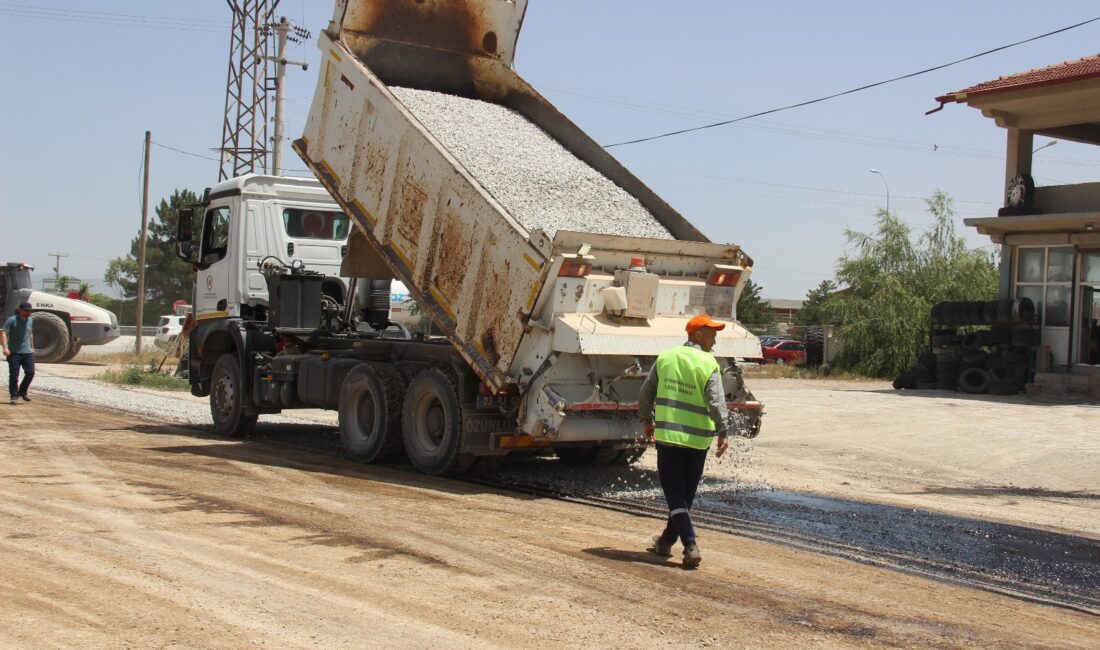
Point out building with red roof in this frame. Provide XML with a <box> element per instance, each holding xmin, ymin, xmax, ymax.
<box><xmin>934</xmin><ymin>54</ymin><xmax>1100</xmax><ymax>383</ymax></box>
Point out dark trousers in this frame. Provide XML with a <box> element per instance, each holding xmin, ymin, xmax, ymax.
<box><xmin>8</xmin><ymin>352</ymin><xmax>35</xmax><ymax>398</ymax></box>
<box><xmin>656</xmin><ymin>442</ymin><xmax>708</xmax><ymax>546</ymax></box>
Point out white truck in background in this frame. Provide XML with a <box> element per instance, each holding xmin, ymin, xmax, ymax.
<box><xmin>176</xmin><ymin>0</ymin><xmax>763</xmax><ymax>476</ymax></box>
<box><xmin>1</xmin><ymin>262</ymin><xmax>120</xmax><ymax>362</ymax></box>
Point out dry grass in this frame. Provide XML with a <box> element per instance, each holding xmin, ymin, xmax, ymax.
<box><xmin>85</xmin><ymin>350</ymin><xmax>173</xmax><ymax>366</ymax></box>
<box><xmin>741</xmin><ymin>363</ymin><xmax>875</xmax><ymax>381</ymax></box>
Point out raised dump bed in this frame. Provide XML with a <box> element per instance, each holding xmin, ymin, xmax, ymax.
<box><xmin>295</xmin><ymin>0</ymin><xmax>762</xmax><ymax>445</ymax></box>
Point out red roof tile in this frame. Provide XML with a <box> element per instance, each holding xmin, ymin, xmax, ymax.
<box><xmin>936</xmin><ymin>53</ymin><xmax>1100</xmax><ymax>103</ymax></box>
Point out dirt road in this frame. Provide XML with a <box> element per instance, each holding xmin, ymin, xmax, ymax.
<box><xmin>2</xmin><ymin>397</ymin><xmax>1096</xmax><ymax>648</ymax></box>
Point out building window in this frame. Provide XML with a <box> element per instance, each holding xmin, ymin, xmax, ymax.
<box><xmin>1014</xmin><ymin>246</ymin><xmax>1072</xmax><ymax>327</ymax></box>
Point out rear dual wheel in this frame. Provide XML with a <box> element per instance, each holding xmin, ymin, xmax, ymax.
<box><xmin>402</xmin><ymin>368</ymin><xmax>472</xmax><ymax>476</ymax></box>
<box><xmin>338</xmin><ymin>362</ymin><xmax>406</xmax><ymax>463</ymax></box>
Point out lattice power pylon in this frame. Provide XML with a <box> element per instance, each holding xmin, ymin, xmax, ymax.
<box><xmin>218</xmin><ymin>0</ymin><xmax>281</xmax><ymax>181</ymax></box>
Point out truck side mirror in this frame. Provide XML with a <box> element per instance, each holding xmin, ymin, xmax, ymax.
<box><xmin>176</xmin><ymin>206</ymin><xmax>195</xmax><ymax>263</ymax></box>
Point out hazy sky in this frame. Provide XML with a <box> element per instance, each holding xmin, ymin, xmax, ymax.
<box><xmin>3</xmin><ymin>1</ymin><xmax>1099</xmax><ymax>301</ymax></box>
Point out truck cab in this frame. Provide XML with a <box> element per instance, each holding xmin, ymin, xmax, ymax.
<box><xmin>182</xmin><ymin>175</ymin><xmax>351</xmax><ymax>322</ymax></box>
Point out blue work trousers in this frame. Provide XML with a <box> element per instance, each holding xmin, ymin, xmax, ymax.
<box><xmin>8</xmin><ymin>352</ymin><xmax>35</xmax><ymax>398</ymax></box>
<box><xmin>655</xmin><ymin>442</ymin><xmax>709</xmax><ymax>546</ymax></box>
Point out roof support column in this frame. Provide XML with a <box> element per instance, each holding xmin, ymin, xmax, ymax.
<box><xmin>1004</xmin><ymin>128</ymin><xmax>1034</xmax><ymax>204</ymax></box>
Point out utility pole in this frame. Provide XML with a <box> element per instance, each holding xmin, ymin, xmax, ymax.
<box><xmin>47</xmin><ymin>252</ymin><xmax>68</xmax><ymax>281</ymax></box>
<box><xmin>268</xmin><ymin>16</ymin><xmax>310</xmax><ymax>175</ymax></box>
<box><xmin>136</xmin><ymin>130</ymin><xmax>151</xmax><ymax>354</ymax></box>
<box><xmin>219</xmin><ymin>0</ymin><xmax>281</xmax><ymax>181</ymax></box>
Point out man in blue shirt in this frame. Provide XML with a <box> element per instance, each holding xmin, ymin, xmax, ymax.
<box><xmin>2</xmin><ymin>302</ymin><xmax>35</xmax><ymax>405</ymax></box>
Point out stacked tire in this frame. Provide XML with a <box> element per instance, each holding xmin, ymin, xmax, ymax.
<box><xmin>930</xmin><ymin>298</ymin><xmax>1034</xmax><ymax>326</ymax></box>
<box><xmin>893</xmin><ymin>347</ymin><xmax>937</xmax><ymax>389</ymax></box>
<box><xmin>894</xmin><ymin>298</ymin><xmax>1035</xmax><ymax>395</ymax></box>
<box><xmin>805</xmin><ymin>325</ymin><xmax>825</xmax><ymax>368</ymax></box>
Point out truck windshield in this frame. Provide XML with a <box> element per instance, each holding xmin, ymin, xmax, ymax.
<box><xmin>282</xmin><ymin>208</ymin><xmax>349</xmax><ymax>241</ymax></box>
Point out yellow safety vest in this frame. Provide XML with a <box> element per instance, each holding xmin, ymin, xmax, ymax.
<box><xmin>653</xmin><ymin>345</ymin><xmax>720</xmax><ymax>450</ymax></box>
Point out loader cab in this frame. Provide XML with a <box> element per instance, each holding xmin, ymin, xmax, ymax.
<box><xmin>0</xmin><ymin>263</ymin><xmax>34</xmax><ymax>318</ymax></box>
<box><xmin>176</xmin><ymin>175</ymin><xmax>351</xmax><ymax>322</ymax></box>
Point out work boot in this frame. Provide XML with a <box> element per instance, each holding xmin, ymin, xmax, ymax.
<box><xmin>9</xmin><ymin>396</ymin><xmax>18</xmax><ymax>405</ymax></box>
<box><xmin>19</xmin><ymin>394</ymin><xmax>30</xmax><ymax>402</ymax></box>
<box><xmin>649</xmin><ymin>535</ymin><xmax>673</xmax><ymax>558</ymax></box>
<box><xmin>682</xmin><ymin>542</ymin><xmax>702</xmax><ymax>569</ymax></box>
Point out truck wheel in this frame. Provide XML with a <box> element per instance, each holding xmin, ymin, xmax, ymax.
<box><xmin>338</xmin><ymin>362</ymin><xmax>406</xmax><ymax>463</ymax></box>
<box><xmin>32</xmin><ymin>312</ymin><xmax>71</xmax><ymax>363</ymax></box>
<box><xmin>210</xmin><ymin>353</ymin><xmax>257</xmax><ymax>438</ymax></box>
<box><xmin>58</xmin><ymin>342</ymin><xmax>82</xmax><ymax>363</ymax></box>
<box><xmin>401</xmin><ymin>368</ymin><xmax>468</xmax><ymax>476</ymax></box>
<box><xmin>805</xmin><ymin>325</ymin><xmax>824</xmax><ymax>368</ymax></box>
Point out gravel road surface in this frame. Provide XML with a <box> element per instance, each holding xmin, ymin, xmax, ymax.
<box><xmin>4</xmin><ymin>365</ymin><xmax>1095</xmax><ymax>646</ymax></box>
<box><xmin>4</xmin><ymin>393</ymin><xmax>1098</xmax><ymax>648</ymax></box>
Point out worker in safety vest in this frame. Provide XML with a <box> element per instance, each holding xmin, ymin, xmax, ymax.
<box><xmin>638</xmin><ymin>314</ymin><xmax>731</xmax><ymax>568</ymax></box>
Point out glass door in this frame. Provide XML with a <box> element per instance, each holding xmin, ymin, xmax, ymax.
<box><xmin>1015</xmin><ymin>246</ymin><xmax>1073</xmax><ymax>368</ymax></box>
<box><xmin>1078</xmin><ymin>251</ymin><xmax>1100</xmax><ymax>365</ymax></box>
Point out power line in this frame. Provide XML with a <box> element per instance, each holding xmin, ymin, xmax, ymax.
<box><xmin>151</xmin><ymin>140</ymin><xmax>314</xmax><ymax>175</ymax></box>
<box><xmin>0</xmin><ymin>4</ymin><xmax>229</xmax><ymax>33</ymax></box>
<box><xmin>603</xmin><ymin>15</ymin><xmax>1100</xmax><ymax>148</ymax></box>
<box><xmin>152</xmin><ymin>141</ymin><xmax>220</xmax><ymax>162</ymax></box>
<box><xmin>629</xmin><ymin>164</ymin><xmax>1001</xmax><ymax>206</ymax></box>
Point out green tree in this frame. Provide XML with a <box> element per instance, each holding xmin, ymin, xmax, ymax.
<box><xmin>54</xmin><ymin>274</ymin><xmax>77</xmax><ymax>293</ymax></box>
<box><xmin>104</xmin><ymin>189</ymin><xmax>198</xmax><ymax>324</ymax></box>
<box><xmin>736</xmin><ymin>279</ymin><xmax>776</xmax><ymax>329</ymax></box>
<box><xmin>796</xmin><ymin>279</ymin><xmax>838</xmax><ymax>327</ymax></box>
<box><xmin>824</xmin><ymin>191</ymin><xmax>999</xmax><ymax>377</ymax></box>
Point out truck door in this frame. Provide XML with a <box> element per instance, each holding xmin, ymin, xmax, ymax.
<box><xmin>195</xmin><ymin>202</ymin><xmax>236</xmax><ymax>319</ymax></box>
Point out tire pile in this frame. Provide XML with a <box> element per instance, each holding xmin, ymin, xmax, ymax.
<box><xmin>805</xmin><ymin>325</ymin><xmax>825</xmax><ymax>368</ymax></box>
<box><xmin>894</xmin><ymin>298</ymin><xmax>1037</xmax><ymax>396</ymax></box>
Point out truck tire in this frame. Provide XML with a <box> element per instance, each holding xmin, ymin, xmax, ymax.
<box><xmin>210</xmin><ymin>353</ymin><xmax>257</xmax><ymax>438</ymax></box>
<box><xmin>338</xmin><ymin>362</ymin><xmax>406</xmax><ymax>463</ymax></box>
<box><xmin>57</xmin><ymin>342</ymin><xmax>82</xmax><ymax>363</ymax></box>
<box><xmin>32</xmin><ymin>312</ymin><xmax>70</xmax><ymax>363</ymax></box>
<box><xmin>401</xmin><ymin>368</ymin><xmax>469</xmax><ymax>476</ymax></box>
<box><xmin>957</xmin><ymin>367</ymin><xmax>990</xmax><ymax>394</ymax></box>
<box><xmin>805</xmin><ymin>325</ymin><xmax>824</xmax><ymax>368</ymax></box>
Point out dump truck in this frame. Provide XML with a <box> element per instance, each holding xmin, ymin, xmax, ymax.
<box><xmin>1</xmin><ymin>262</ymin><xmax>120</xmax><ymax>362</ymax></box>
<box><xmin>177</xmin><ymin>0</ymin><xmax>762</xmax><ymax>475</ymax></box>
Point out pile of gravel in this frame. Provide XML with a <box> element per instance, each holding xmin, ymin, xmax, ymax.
<box><xmin>390</xmin><ymin>87</ymin><xmax>674</xmax><ymax>240</ymax></box>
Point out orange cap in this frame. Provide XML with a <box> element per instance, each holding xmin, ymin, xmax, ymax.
<box><xmin>686</xmin><ymin>314</ymin><xmax>726</xmax><ymax>334</ymax></box>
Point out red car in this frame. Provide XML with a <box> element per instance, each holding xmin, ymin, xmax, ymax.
<box><xmin>762</xmin><ymin>339</ymin><xmax>806</xmax><ymax>365</ymax></box>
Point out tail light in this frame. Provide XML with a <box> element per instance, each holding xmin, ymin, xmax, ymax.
<box><xmin>708</xmin><ymin>264</ymin><xmax>744</xmax><ymax>287</ymax></box>
<box><xmin>161</xmin><ymin>327</ymin><xmax>169</xmax><ymax>334</ymax></box>
<box><xmin>558</xmin><ymin>261</ymin><xmax>592</xmax><ymax>278</ymax></box>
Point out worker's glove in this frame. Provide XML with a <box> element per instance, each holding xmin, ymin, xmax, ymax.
<box><xmin>643</xmin><ymin>421</ymin><xmax>655</xmax><ymax>443</ymax></box>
